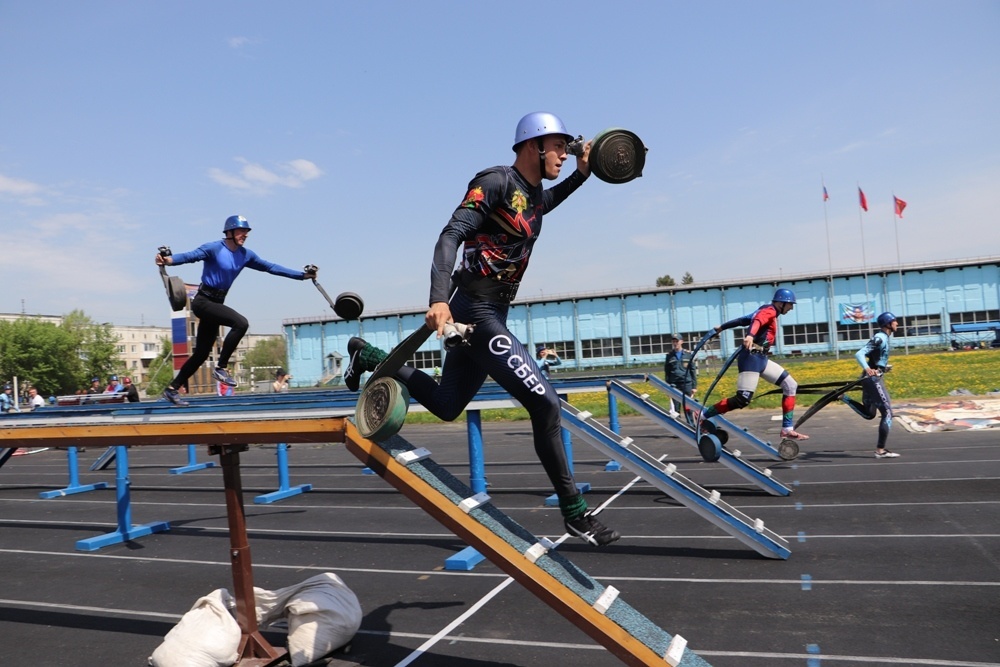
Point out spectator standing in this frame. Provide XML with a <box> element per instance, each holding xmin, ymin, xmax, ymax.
<box><xmin>28</xmin><ymin>387</ymin><xmax>45</xmax><ymax>409</ymax></box>
<box><xmin>535</xmin><ymin>345</ymin><xmax>562</xmax><ymax>379</ymax></box>
<box><xmin>105</xmin><ymin>375</ymin><xmax>124</xmax><ymax>393</ymax></box>
<box><xmin>1</xmin><ymin>384</ymin><xmax>14</xmax><ymax>413</ymax></box>
<box><xmin>122</xmin><ymin>377</ymin><xmax>140</xmax><ymax>403</ymax></box>
<box><xmin>272</xmin><ymin>369</ymin><xmax>291</xmax><ymax>393</ymax></box>
<box><xmin>663</xmin><ymin>334</ymin><xmax>697</xmax><ymax>421</ymax></box>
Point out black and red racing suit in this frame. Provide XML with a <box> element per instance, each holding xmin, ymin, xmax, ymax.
<box><xmin>397</xmin><ymin>164</ymin><xmax>588</xmax><ymax>499</ymax></box>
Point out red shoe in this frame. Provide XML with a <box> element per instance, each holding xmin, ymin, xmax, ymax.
<box><xmin>780</xmin><ymin>428</ymin><xmax>809</xmax><ymax>440</ymax></box>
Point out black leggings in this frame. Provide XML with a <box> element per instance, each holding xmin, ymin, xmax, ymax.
<box><xmin>844</xmin><ymin>374</ymin><xmax>893</xmax><ymax>448</ymax></box>
<box><xmin>170</xmin><ymin>294</ymin><xmax>248</xmax><ymax>390</ymax></box>
<box><xmin>397</xmin><ymin>289</ymin><xmax>576</xmax><ymax>499</ymax></box>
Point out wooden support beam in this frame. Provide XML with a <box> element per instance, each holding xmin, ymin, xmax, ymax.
<box><xmin>213</xmin><ymin>444</ymin><xmax>287</xmax><ymax>667</ymax></box>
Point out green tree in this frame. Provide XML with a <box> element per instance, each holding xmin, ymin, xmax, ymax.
<box><xmin>144</xmin><ymin>337</ymin><xmax>175</xmax><ymax>396</ymax></box>
<box><xmin>244</xmin><ymin>336</ymin><xmax>288</xmax><ymax>383</ymax></box>
<box><xmin>656</xmin><ymin>274</ymin><xmax>676</xmax><ymax>287</ymax></box>
<box><xmin>0</xmin><ymin>318</ymin><xmax>83</xmax><ymax>395</ymax></box>
<box><xmin>60</xmin><ymin>309</ymin><xmax>123</xmax><ymax>386</ymax></box>
<box><xmin>681</xmin><ymin>272</ymin><xmax>694</xmax><ymax>285</ymax></box>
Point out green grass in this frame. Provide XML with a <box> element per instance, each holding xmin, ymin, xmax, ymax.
<box><xmin>404</xmin><ymin>348</ymin><xmax>1000</xmax><ymax>424</ymax></box>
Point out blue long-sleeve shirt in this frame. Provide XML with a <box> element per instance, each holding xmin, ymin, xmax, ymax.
<box><xmin>170</xmin><ymin>240</ymin><xmax>305</xmax><ymax>291</ymax></box>
<box><xmin>855</xmin><ymin>331</ymin><xmax>891</xmax><ymax>371</ymax></box>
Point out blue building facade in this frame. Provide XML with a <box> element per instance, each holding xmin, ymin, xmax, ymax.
<box><xmin>283</xmin><ymin>256</ymin><xmax>1000</xmax><ymax>386</ymax></box>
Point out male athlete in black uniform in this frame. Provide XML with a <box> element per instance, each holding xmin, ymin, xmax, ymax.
<box><xmin>345</xmin><ymin>112</ymin><xmax>620</xmax><ymax>546</ymax></box>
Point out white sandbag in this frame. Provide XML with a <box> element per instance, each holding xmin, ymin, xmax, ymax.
<box><xmin>149</xmin><ymin>588</ymin><xmax>240</xmax><ymax>667</ymax></box>
<box><xmin>256</xmin><ymin>572</ymin><xmax>362</xmax><ymax>666</ymax></box>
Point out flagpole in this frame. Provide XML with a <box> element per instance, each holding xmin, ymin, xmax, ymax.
<box><xmin>892</xmin><ymin>193</ymin><xmax>910</xmax><ymax>355</ymax></box>
<box><xmin>858</xmin><ymin>182</ymin><xmax>872</xmax><ymax>339</ymax></box>
<box><xmin>822</xmin><ymin>176</ymin><xmax>839</xmax><ymax>358</ymax></box>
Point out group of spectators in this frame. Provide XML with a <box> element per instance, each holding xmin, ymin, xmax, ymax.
<box><xmin>1</xmin><ymin>374</ymin><xmax>140</xmax><ymax>413</ymax></box>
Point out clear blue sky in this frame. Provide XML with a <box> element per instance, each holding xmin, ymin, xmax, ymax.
<box><xmin>2</xmin><ymin>1</ymin><xmax>998</xmax><ymax>334</ymax></box>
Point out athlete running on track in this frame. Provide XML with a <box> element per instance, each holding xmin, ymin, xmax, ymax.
<box><xmin>843</xmin><ymin>311</ymin><xmax>901</xmax><ymax>458</ymax></box>
<box><xmin>698</xmin><ymin>288</ymin><xmax>809</xmax><ymax>441</ymax></box>
<box><xmin>345</xmin><ymin>112</ymin><xmax>620</xmax><ymax>546</ymax></box>
<box><xmin>156</xmin><ymin>215</ymin><xmax>316</xmax><ymax>406</ymax></box>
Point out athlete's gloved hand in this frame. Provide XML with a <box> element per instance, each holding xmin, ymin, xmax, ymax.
<box><xmin>575</xmin><ymin>139</ymin><xmax>593</xmax><ymax>178</ymax></box>
<box><xmin>303</xmin><ymin>264</ymin><xmax>318</xmax><ymax>279</ymax></box>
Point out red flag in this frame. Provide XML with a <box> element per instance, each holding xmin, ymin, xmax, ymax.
<box><xmin>858</xmin><ymin>187</ymin><xmax>868</xmax><ymax>212</ymax></box>
<box><xmin>822</xmin><ymin>185</ymin><xmax>829</xmax><ymax>201</ymax></box>
<box><xmin>894</xmin><ymin>196</ymin><xmax>907</xmax><ymax>218</ymax></box>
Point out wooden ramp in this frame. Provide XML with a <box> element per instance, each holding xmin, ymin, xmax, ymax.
<box><xmin>343</xmin><ymin>420</ymin><xmax>712</xmax><ymax>667</ymax></box>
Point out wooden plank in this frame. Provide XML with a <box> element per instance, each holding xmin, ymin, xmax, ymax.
<box><xmin>0</xmin><ymin>417</ymin><xmax>346</xmax><ymax>448</ymax></box>
<box><xmin>342</xmin><ymin>420</ymin><xmax>688</xmax><ymax>667</ymax></box>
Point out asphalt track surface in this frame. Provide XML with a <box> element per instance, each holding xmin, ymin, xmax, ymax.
<box><xmin>1</xmin><ymin>403</ymin><xmax>998</xmax><ymax>667</ymax></box>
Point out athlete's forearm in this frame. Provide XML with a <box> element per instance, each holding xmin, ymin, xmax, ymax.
<box><xmin>543</xmin><ymin>169</ymin><xmax>588</xmax><ymax>213</ymax></box>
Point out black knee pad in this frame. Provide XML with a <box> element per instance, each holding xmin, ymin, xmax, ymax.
<box><xmin>730</xmin><ymin>390</ymin><xmax>753</xmax><ymax>409</ymax></box>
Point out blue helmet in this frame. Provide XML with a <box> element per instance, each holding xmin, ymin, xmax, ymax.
<box><xmin>877</xmin><ymin>311</ymin><xmax>897</xmax><ymax>328</ymax></box>
<box><xmin>512</xmin><ymin>112</ymin><xmax>573</xmax><ymax>151</ymax></box>
<box><xmin>223</xmin><ymin>215</ymin><xmax>252</xmax><ymax>233</ymax></box>
<box><xmin>772</xmin><ymin>288</ymin><xmax>796</xmax><ymax>304</ymax></box>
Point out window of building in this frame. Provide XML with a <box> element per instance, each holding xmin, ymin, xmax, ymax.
<box><xmin>629</xmin><ymin>333</ymin><xmax>671</xmax><ymax>356</ymax></box>
<box><xmin>413</xmin><ymin>350</ymin><xmax>443</xmax><ymax>370</ymax></box>
<box><xmin>836</xmin><ymin>322</ymin><xmax>874</xmax><ymax>342</ymax></box>
<box><xmin>580</xmin><ymin>337</ymin><xmax>623</xmax><ymax>359</ymax></box>
<box><xmin>899</xmin><ymin>313</ymin><xmax>942</xmax><ymax>338</ymax></box>
<box><xmin>682</xmin><ymin>330</ymin><xmax>718</xmax><ymax>353</ymax></box>
<box><xmin>783</xmin><ymin>323</ymin><xmax>830</xmax><ymax>346</ymax></box>
<box><xmin>951</xmin><ymin>309</ymin><xmax>999</xmax><ymax>325</ymax></box>
<box><xmin>535</xmin><ymin>341</ymin><xmax>575</xmax><ymax>361</ymax></box>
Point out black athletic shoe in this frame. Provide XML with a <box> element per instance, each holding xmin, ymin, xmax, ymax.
<box><xmin>564</xmin><ymin>510</ymin><xmax>621</xmax><ymax>547</ymax></box>
<box><xmin>343</xmin><ymin>337</ymin><xmax>367</xmax><ymax>392</ymax></box>
<box><xmin>212</xmin><ymin>367</ymin><xmax>237</xmax><ymax>387</ymax></box>
<box><xmin>162</xmin><ymin>387</ymin><xmax>189</xmax><ymax>407</ymax></box>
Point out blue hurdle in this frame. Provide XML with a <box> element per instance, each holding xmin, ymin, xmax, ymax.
<box><xmin>39</xmin><ymin>446</ymin><xmax>109</xmax><ymax>498</ymax></box>
<box><xmin>75</xmin><ymin>445</ymin><xmax>170</xmax><ymax>551</ymax></box>
<box><xmin>253</xmin><ymin>443</ymin><xmax>313</xmax><ymax>504</ymax></box>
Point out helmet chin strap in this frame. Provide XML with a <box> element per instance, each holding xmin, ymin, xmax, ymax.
<box><xmin>536</xmin><ymin>138</ymin><xmax>547</xmax><ymax>179</ymax></box>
